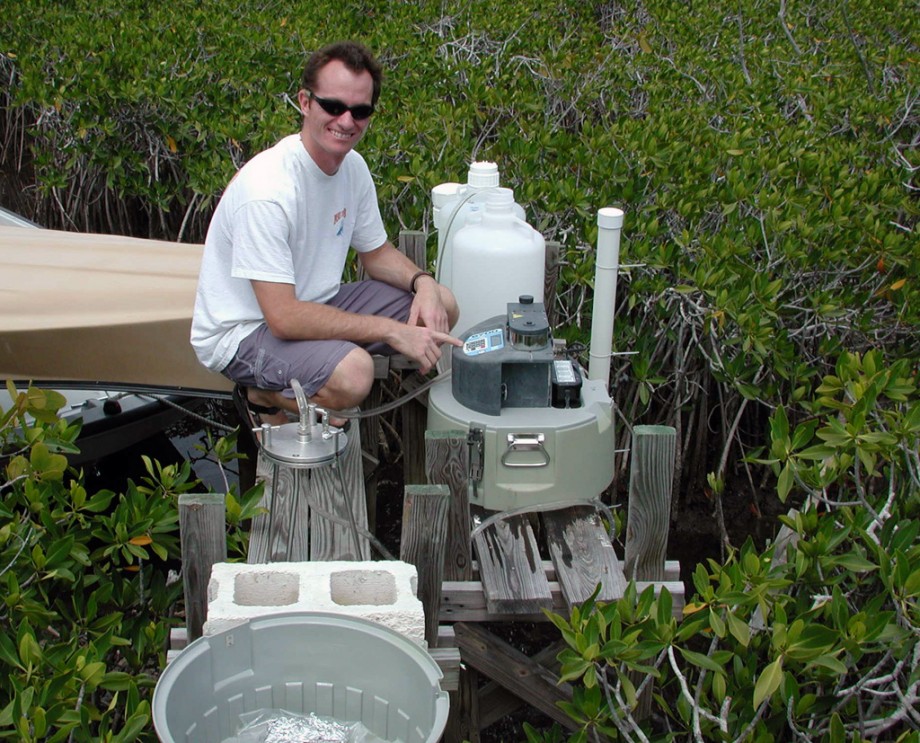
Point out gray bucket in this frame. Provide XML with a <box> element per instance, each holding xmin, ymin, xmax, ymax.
<box><xmin>152</xmin><ymin>612</ymin><xmax>449</xmax><ymax>743</ymax></box>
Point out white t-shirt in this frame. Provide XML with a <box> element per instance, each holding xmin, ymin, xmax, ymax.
<box><xmin>191</xmin><ymin>134</ymin><xmax>388</xmax><ymax>372</ymax></box>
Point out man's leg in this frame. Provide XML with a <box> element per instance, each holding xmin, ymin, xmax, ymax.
<box><xmin>246</xmin><ymin>346</ymin><xmax>374</xmax><ymax>420</ymax></box>
<box><xmin>225</xmin><ymin>280</ymin><xmax>414</xmax><ymax>423</ymax></box>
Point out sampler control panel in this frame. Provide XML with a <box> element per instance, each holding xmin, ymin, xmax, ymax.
<box><xmin>463</xmin><ymin>328</ymin><xmax>505</xmax><ymax>356</ymax></box>
<box><xmin>451</xmin><ymin>298</ymin><xmax>585</xmax><ymax>416</ymax></box>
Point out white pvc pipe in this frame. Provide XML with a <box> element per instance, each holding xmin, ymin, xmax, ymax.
<box><xmin>588</xmin><ymin>207</ymin><xmax>624</xmax><ymax>389</ymax></box>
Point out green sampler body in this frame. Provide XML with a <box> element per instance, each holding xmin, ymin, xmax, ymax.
<box><xmin>427</xmin><ymin>298</ymin><xmax>615</xmax><ymax>512</ymax></box>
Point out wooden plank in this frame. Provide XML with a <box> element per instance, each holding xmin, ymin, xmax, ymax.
<box><xmin>478</xmin><ymin>640</ymin><xmax>566</xmax><ymax>730</ymax></box>
<box><xmin>178</xmin><ymin>494</ymin><xmax>227</xmax><ymax>641</ymax></box>
<box><xmin>542</xmin><ymin>505</ymin><xmax>628</xmax><ymax>608</ymax></box>
<box><xmin>624</xmin><ymin>425</ymin><xmax>676</xmax><ymax>581</ymax></box>
<box><xmin>425</xmin><ymin>430</ymin><xmax>473</xmax><ymax>581</ymax></box>
<box><xmin>170</xmin><ymin>626</ymin><xmax>188</xmax><ymax>650</ymax></box>
<box><xmin>400</xmin><ymin>484</ymin><xmax>451</xmax><ymax>646</ymax></box>
<box><xmin>453</xmin><ymin>622</ymin><xmax>579</xmax><ymax>733</ymax></box>
<box><xmin>396</xmin><ymin>230</ymin><xmax>429</xmax><ymax>487</ymax></box>
<box><xmin>438</xmin><ymin>624</ymin><xmax>456</xmax><ymax>646</ymax></box>
<box><xmin>388</xmin><ymin>354</ymin><xmax>420</xmax><ymax>371</ymax></box>
<box><xmin>445</xmin><ymin>665</ymin><xmax>480</xmax><ymax>743</ymax></box>
<box><xmin>310</xmin><ymin>425</ymin><xmax>370</xmax><ymax>560</ymax></box>
<box><xmin>440</xmin><ymin>579</ymin><xmax>685</xmax><ymax>622</ymax></box>
<box><xmin>400</xmin><ymin>374</ymin><xmax>429</xmax><ymax>486</ymax></box>
<box><xmin>468</xmin><ymin>558</ymin><xmax>681</xmax><ymax>584</ymax></box>
<box><xmin>428</xmin><ymin>647</ymin><xmax>461</xmax><ymax>693</ymax></box>
<box><xmin>472</xmin><ymin>514</ymin><xmax>553</xmax><ymax>614</ymax></box>
<box><xmin>247</xmin><ymin>452</ymin><xmax>309</xmax><ymax>562</ymax></box>
<box><xmin>360</xmin><ymin>377</ymin><xmax>384</xmax><ymax>534</ymax></box>
<box><xmin>625</xmin><ymin>427</ymin><xmax>677</xmax><ymax>725</ymax></box>
<box><xmin>399</xmin><ymin>229</ymin><xmax>428</xmax><ymax>268</ymax></box>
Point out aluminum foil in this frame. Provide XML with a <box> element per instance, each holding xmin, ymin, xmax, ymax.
<box><xmin>223</xmin><ymin>709</ymin><xmax>388</xmax><ymax>743</ymax></box>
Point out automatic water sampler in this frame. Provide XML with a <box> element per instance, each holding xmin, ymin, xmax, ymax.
<box><xmin>427</xmin><ymin>165</ymin><xmax>624</xmax><ymax>512</ymax></box>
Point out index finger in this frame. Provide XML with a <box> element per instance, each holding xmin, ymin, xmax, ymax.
<box><xmin>438</xmin><ymin>333</ymin><xmax>464</xmax><ymax>348</ymax></box>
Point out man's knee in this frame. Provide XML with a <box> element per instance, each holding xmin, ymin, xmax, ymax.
<box><xmin>321</xmin><ymin>348</ymin><xmax>375</xmax><ymax>408</ymax></box>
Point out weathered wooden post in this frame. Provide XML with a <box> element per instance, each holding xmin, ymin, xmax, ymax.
<box><xmin>399</xmin><ymin>484</ymin><xmax>450</xmax><ymax>647</ymax></box>
<box><xmin>178</xmin><ymin>494</ymin><xmax>227</xmax><ymax>641</ymax></box>
<box><xmin>424</xmin><ymin>429</ymin><xmax>472</xmax><ymax>581</ymax></box>
<box><xmin>397</xmin><ymin>230</ymin><xmax>430</xmax><ymax>486</ymax></box>
<box><xmin>624</xmin><ymin>424</ymin><xmax>677</xmax><ymax>581</ymax></box>
<box><xmin>623</xmin><ymin>424</ymin><xmax>676</xmax><ymax>719</ymax></box>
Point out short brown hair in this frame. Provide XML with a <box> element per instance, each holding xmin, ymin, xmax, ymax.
<box><xmin>301</xmin><ymin>41</ymin><xmax>383</xmax><ymax>105</ymax></box>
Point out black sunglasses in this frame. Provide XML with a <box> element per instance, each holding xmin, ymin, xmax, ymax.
<box><xmin>308</xmin><ymin>91</ymin><xmax>375</xmax><ymax>121</ymax></box>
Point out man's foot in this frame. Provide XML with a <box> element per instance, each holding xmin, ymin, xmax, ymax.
<box><xmin>232</xmin><ymin>384</ymin><xmax>288</xmax><ymax>431</ymax></box>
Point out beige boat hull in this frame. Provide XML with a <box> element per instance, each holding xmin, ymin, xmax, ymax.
<box><xmin>0</xmin><ymin>225</ymin><xmax>232</xmax><ymax>393</ymax></box>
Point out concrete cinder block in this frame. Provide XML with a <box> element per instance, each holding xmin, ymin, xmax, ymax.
<box><xmin>203</xmin><ymin>561</ymin><xmax>426</xmax><ymax>645</ymax></box>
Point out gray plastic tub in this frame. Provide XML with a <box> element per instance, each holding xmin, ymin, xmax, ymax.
<box><xmin>152</xmin><ymin>612</ymin><xmax>449</xmax><ymax>743</ymax></box>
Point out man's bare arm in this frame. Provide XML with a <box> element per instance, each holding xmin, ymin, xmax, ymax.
<box><xmin>251</xmin><ymin>277</ymin><xmax>460</xmax><ymax>373</ymax></box>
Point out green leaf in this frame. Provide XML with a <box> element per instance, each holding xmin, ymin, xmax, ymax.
<box><xmin>0</xmin><ymin>698</ymin><xmax>13</xmax><ymax>727</ymax></box>
<box><xmin>620</xmin><ymin>671</ymin><xmax>637</xmax><ymax>708</ymax></box>
<box><xmin>726</xmin><ymin>611</ymin><xmax>751</xmax><ymax>648</ymax></box>
<box><xmin>558</xmin><ymin>658</ymin><xmax>593</xmax><ymax>684</ymax></box>
<box><xmin>657</xmin><ymin>588</ymin><xmax>673</xmax><ymax>624</ymax></box>
<box><xmin>677</xmin><ymin>646</ymin><xmax>724</xmax><ymax>675</ymax></box>
<box><xmin>100</xmin><ymin>671</ymin><xmax>137</xmax><ymax>691</ymax></box>
<box><xmin>777</xmin><ymin>463</ymin><xmax>794</xmax><ymax>502</ymax></box>
<box><xmin>114</xmin><ymin>701</ymin><xmax>150</xmax><ymax>740</ymax></box>
<box><xmin>0</xmin><ymin>632</ymin><xmax>23</xmax><ymax>670</ymax></box>
<box><xmin>29</xmin><ymin>442</ymin><xmax>68</xmax><ymax>480</ymax></box>
<box><xmin>18</xmin><ymin>632</ymin><xmax>41</xmax><ymax>667</ymax></box>
<box><xmin>806</xmin><ymin>654</ymin><xmax>849</xmax><ymax>675</ymax></box>
<box><xmin>904</xmin><ymin>568</ymin><xmax>920</xmax><ymax>597</ymax></box>
<box><xmin>828</xmin><ymin>552</ymin><xmax>877</xmax><ymax>573</ymax></box>
<box><xmin>753</xmin><ymin>656</ymin><xmax>784</xmax><ymax>708</ymax></box>
<box><xmin>80</xmin><ymin>661</ymin><xmax>107</xmax><ymax>689</ymax></box>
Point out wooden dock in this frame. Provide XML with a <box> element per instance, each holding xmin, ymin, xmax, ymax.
<box><xmin>174</xmin><ymin>417</ymin><xmax>679</xmax><ymax>741</ymax></box>
<box><xmin>170</xmin><ymin>232</ymin><xmax>681</xmax><ymax>740</ymax></box>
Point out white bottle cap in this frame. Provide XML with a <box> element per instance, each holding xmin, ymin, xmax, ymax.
<box><xmin>467</xmin><ymin>161</ymin><xmax>500</xmax><ymax>188</ymax></box>
<box><xmin>485</xmin><ymin>187</ymin><xmax>515</xmax><ymax>212</ymax></box>
<box><xmin>431</xmin><ymin>182</ymin><xmax>461</xmax><ymax>208</ymax></box>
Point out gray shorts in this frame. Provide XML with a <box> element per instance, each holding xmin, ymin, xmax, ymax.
<box><xmin>222</xmin><ymin>280</ymin><xmax>413</xmax><ymax>398</ymax></box>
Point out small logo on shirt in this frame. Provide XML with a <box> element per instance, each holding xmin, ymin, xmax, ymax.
<box><xmin>334</xmin><ymin>207</ymin><xmax>347</xmax><ymax>237</ymax></box>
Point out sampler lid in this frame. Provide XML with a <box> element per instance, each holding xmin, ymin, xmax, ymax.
<box><xmin>507</xmin><ymin>299</ymin><xmax>550</xmax><ymax>350</ymax></box>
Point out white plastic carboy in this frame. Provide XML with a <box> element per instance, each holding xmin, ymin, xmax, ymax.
<box><xmin>431</xmin><ymin>162</ymin><xmax>543</xmax><ymax>336</ymax></box>
<box><xmin>450</xmin><ymin>189</ymin><xmax>546</xmax><ymax>336</ymax></box>
<box><xmin>431</xmin><ymin>162</ymin><xmax>526</xmax><ymax>295</ymax></box>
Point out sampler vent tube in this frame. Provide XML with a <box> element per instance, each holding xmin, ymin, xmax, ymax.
<box><xmin>587</xmin><ymin>207</ymin><xmax>624</xmax><ymax>390</ymax></box>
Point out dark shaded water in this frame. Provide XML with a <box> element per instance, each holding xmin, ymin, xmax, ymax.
<box><xmin>79</xmin><ymin>397</ymin><xmax>241</xmax><ymax>495</ymax></box>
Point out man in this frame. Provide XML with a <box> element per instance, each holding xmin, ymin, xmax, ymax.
<box><xmin>191</xmin><ymin>41</ymin><xmax>460</xmax><ymax>426</ymax></box>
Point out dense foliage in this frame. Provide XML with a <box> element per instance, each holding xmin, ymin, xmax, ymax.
<box><xmin>2</xmin><ymin>0</ymin><xmax>916</xmax><ymax>528</ymax></box>
<box><xmin>0</xmin><ymin>387</ymin><xmax>260</xmax><ymax>740</ymax></box>
<box><xmin>541</xmin><ymin>351</ymin><xmax>919</xmax><ymax>741</ymax></box>
<box><xmin>0</xmin><ymin>0</ymin><xmax>917</xmax><ymax>739</ymax></box>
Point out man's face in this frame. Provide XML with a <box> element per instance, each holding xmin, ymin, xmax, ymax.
<box><xmin>298</xmin><ymin>59</ymin><xmax>374</xmax><ymax>175</ymax></box>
